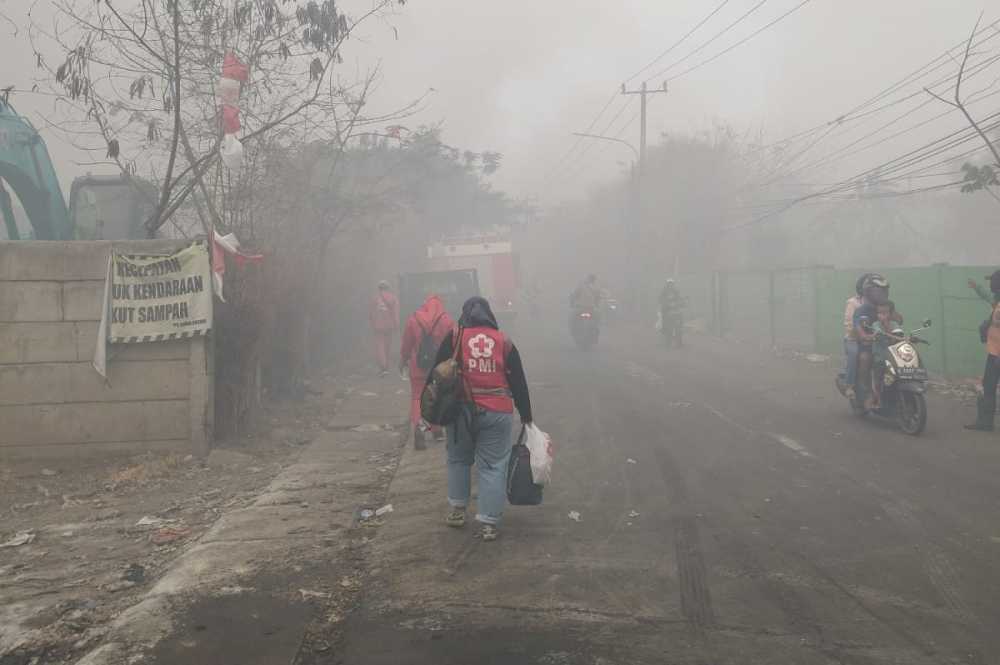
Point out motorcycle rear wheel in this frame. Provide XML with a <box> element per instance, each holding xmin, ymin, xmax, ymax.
<box><xmin>896</xmin><ymin>392</ymin><xmax>927</xmax><ymax>436</ymax></box>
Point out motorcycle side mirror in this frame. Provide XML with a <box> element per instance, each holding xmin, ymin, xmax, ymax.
<box><xmin>922</xmin><ymin>319</ymin><xmax>932</xmax><ymax>328</ymax></box>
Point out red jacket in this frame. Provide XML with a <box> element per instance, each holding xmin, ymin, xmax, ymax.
<box><xmin>370</xmin><ymin>290</ymin><xmax>399</xmax><ymax>333</ymax></box>
<box><xmin>400</xmin><ymin>296</ymin><xmax>454</xmax><ymax>380</ymax></box>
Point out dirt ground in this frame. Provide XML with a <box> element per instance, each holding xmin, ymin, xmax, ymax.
<box><xmin>0</xmin><ymin>376</ymin><xmax>351</xmax><ymax>665</ymax></box>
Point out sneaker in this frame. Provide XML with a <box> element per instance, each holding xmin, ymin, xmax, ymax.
<box><xmin>479</xmin><ymin>524</ymin><xmax>498</xmax><ymax>542</ymax></box>
<box><xmin>445</xmin><ymin>509</ymin><xmax>466</xmax><ymax>528</ymax></box>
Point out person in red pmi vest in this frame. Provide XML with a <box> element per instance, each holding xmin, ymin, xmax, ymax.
<box><xmin>399</xmin><ymin>294</ymin><xmax>455</xmax><ymax>449</ymax></box>
<box><xmin>428</xmin><ymin>297</ymin><xmax>533</xmax><ymax>542</ymax></box>
<box><xmin>369</xmin><ymin>281</ymin><xmax>399</xmax><ymax>376</ymax></box>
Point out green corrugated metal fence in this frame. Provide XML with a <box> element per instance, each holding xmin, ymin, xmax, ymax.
<box><xmin>683</xmin><ymin>264</ymin><xmax>994</xmax><ymax>379</ymax></box>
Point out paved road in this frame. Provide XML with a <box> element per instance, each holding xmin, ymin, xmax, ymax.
<box><xmin>340</xmin><ymin>325</ymin><xmax>1000</xmax><ymax>665</ymax></box>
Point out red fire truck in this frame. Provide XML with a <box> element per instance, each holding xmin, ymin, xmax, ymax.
<box><xmin>426</xmin><ymin>231</ymin><xmax>520</xmax><ymax>328</ymax></box>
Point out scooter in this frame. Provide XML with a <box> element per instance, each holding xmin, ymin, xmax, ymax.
<box><xmin>835</xmin><ymin>320</ymin><xmax>932</xmax><ymax>436</ymax></box>
<box><xmin>570</xmin><ymin>308</ymin><xmax>600</xmax><ymax>350</ymax></box>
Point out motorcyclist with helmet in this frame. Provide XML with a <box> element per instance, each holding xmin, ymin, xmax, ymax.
<box><xmin>851</xmin><ymin>274</ymin><xmax>891</xmax><ymax>408</ymax></box>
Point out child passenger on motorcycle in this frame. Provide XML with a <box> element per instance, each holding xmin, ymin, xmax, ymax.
<box><xmin>871</xmin><ymin>301</ymin><xmax>904</xmax><ymax>408</ymax></box>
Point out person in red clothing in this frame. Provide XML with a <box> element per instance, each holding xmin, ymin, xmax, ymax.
<box><xmin>427</xmin><ymin>296</ymin><xmax>533</xmax><ymax>542</ymax></box>
<box><xmin>399</xmin><ymin>294</ymin><xmax>455</xmax><ymax>449</ymax></box>
<box><xmin>369</xmin><ymin>281</ymin><xmax>399</xmax><ymax>376</ymax></box>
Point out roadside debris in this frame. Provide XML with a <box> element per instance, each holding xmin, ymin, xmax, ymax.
<box><xmin>134</xmin><ymin>515</ymin><xmax>168</xmax><ymax>529</ymax></box>
<box><xmin>626</xmin><ymin>458</ymin><xmax>637</xmax><ymax>465</ymax></box>
<box><xmin>667</xmin><ymin>401</ymin><xmax>693</xmax><ymax>408</ymax></box>
<box><xmin>375</xmin><ymin>504</ymin><xmax>394</xmax><ymax>517</ymax></box>
<box><xmin>103</xmin><ymin>580</ymin><xmax>137</xmax><ymax>593</ymax></box>
<box><xmin>122</xmin><ymin>563</ymin><xmax>146</xmax><ymax>583</ymax></box>
<box><xmin>150</xmin><ymin>525</ymin><xmax>191</xmax><ymax>546</ymax></box>
<box><xmin>41</xmin><ymin>468</ymin><xmax>59</xmax><ymax>477</ymax></box>
<box><xmin>0</xmin><ymin>531</ymin><xmax>36</xmax><ymax>548</ymax></box>
<box><xmin>568</xmin><ymin>511</ymin><xmax>582</xmax><ymax>522</ymax></box>
<box><xmin>299</xmin><ymin>588</ymin><xmax>331</xmax><ymax>601</ymax></box>
<box><xmin>627</xmin><ymin>510</ymin><xmax>640</xmax><ymax>518</ymax></box>
<box><xmin>358</xmin><ymin>508</ymin><xmax>376</xmax><ymax>521</ymax></box>
<box><xmin>805</xmin><ymin>354</ymin><xmax>829</xmax><ymax>363</ymax></box>
<box><xmin>352</xmin><ymin>424</ymin><xmax>392</xmax><ymax>433</ymax></box>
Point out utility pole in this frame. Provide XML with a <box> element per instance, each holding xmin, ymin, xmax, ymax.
<box><xmin>621</xmin><ymin>81</ymin><xmax>667</xmax><ymax>316</ymax></box>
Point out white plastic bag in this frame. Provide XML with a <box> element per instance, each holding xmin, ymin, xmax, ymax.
<box><xmin>523</xmin><ymin>423</ymin><xmax>554</xmax><ymax>486</ymax></box>
<box><xmin>220</xmin><ymin>133</ymin><xmax>244</xmax><ymax>172</ymax></box>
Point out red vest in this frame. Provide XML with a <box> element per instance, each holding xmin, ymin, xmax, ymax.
<box><xmin>461</xmin><ymin>327</ymin><xmax>513</xmax><ymax>413</ymax></box>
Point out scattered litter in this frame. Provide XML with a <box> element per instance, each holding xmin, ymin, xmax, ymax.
<box><xmin>358</xmin><ymin>508</ymin><xmax>376</xmax><ymax>521</ymax></box>
<box><xmin>150</xmin><ymin>525</ymin><xmax>191</xmax><ymax>546</ymax></box>
<box><xmin>626</xmin><ymin>458</ymin><xmax>637</xmax><ymax>465</ymax></box>
<box><xmin>339</xmin><ymin>576</ymin><xmax>359</xmax><ymax>589</ymax></box>
<box><xmin>248</xmin><ymin>466</ymin><xmax>264</xmax><ymax>473</ymax></box>
<box><xmin>0</xmin><ymin>531</ymin><xmax>36</xmax><ymax>548</ymax></box>
<box><xmin>833</xmin><ymin>432</ymin><xmax>843</xmax><ymax>438</ymax></box>
<box><xmin>667</xmin><ymin>401</ymin><xmax>693</xmax><ymax>408</ymax></box>
<box><xmin>352</xmin><ymin>424</ymin><xmax>386</xmax><ymax>433</ymax></box>
<box><xmin>103</xmin><ymin>580</ymin><xmax>136</xmax><ymax>593</ymax></box>
<box><xmin>134</xmin><ymin>516</ymin><xmax>167</xmax><ymax>529</ymax></box>
<box><xmin>627</xmin><ymin>510</ymin><xmax>640</xmax><ymax>518</ymax></box>
<box><xmin>375</xmin><ymin>504</ymin><xmax>394</xmax><ymax>517</ymax></box>
<box><xmin>805</xmin><ymin>353</ymin><xmax>829</xmax><ymax>363</ymax></box>
<box><xmin>360</xmin><ymin>391</ymin><xmax>378</xmax><ymax>397</ymax></box>
<box><xmin>41</xmin><ymin>468</ymin><xmax>59</xmax><ymax>477</ymax></box>
<box><xmin>626</xmin><ymin>522</ymin><xmax>633</xmax><ymax>527</ymax></box>
<box><xmin>299</xmin><ymin>588</ymin><xmax>331</xmax><ymax>601</ymax></box>
<box><xmin>568</xmin><ymin>511</ymin><xmax>582</xmax><ymax>522</ymax></box>
<box><xmin>300</xmin><ymin>501</ymin><xmax>310</xmax><ymax>509</ymax></box>
<box><xmin>122</xmin><ymin>563</ymin><xmax>146</xmax><ymax>583</ymax></box>
<box><xmin>218</xmin><ymin>585</ymin><xmax>256</xmax><ymax>595</ymax></box>
<box><xmin>764</xmin><ymin>497</ymin><xmax>772</xmax><ymax>503</ymax></box>
<box><xmin>395</xmin><ymin>389</ymin><xmax>407</xmax><ymax>395</ymax></box>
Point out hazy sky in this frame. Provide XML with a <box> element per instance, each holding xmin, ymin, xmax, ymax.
<box><xmin>2</xmin><ymin>0</ymin><xmax>995</xmax><ymax>204</ymax></box>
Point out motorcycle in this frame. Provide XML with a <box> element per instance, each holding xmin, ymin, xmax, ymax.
<box><xmin>571</xmin><ymin>308</ymin><xmax>600</xmax><ymax>350</ymax></box>
<box><xmin>835</xmin><ymin>319</ymin><xmax>932</xmax><ymax>436</ymax></box>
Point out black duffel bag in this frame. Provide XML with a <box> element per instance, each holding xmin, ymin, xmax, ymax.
<box><xmin>507</xmin><ymin>428</ymin><xmax>543</xmax><ymax>506</ymax></box>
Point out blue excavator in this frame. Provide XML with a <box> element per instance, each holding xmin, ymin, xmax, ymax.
<box><xmin>0</xmin><ymin>99</ymin><xmax>154</xmax><ymax>240</ymax></box>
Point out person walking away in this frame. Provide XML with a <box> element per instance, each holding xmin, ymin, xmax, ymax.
<box><xmin>965</xmin><ymin>271</ymin><xmax>1000</xmax><ymax>431</ymax></box>
<box><xmin>659</xmin><ymin>279</ymin><xmax>684</xmax><ymax>348</ymax></box>
<box><xmin>369</xmin><ymin>281</ymin><xmax>399</xmax><ymax>377</ymax></box>
<box><xmin>429</xmin><ymin>297</ymin><xmax>533</xmax><ymax>542</ymax></box>
<box><xmin>400</xmin><ymin>294</ymin><xmax>455</xmax><ymax>450</ymax></box>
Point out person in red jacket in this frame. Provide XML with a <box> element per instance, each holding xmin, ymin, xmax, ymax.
<box><xmin>427</xmin><ymin>296</ymin><xmax>533</xmax><ymax>542</ymax></box>
<box><xmin>369</xmin><ymin>281</ymin><xmax>399</xmax><ymax>376</ymax></box>
<box><xmin>399</xmin><ymin>294</ymin><xmax>455</xmax><ymax>449</ymax></box>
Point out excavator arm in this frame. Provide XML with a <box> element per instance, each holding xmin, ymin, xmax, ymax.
<box><xmin>0</xmin><ymin>100</ymin><xmax>74</xmax><ymax>240</ymax></box>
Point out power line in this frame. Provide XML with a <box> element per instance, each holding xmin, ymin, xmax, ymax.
<box><xmin>744</xmin><ymin>17</ymin><xmax>1000</xmax><ymax>158</ymax></box>
<box><xmin>625</xmin><ymin>0</ymin><xmax>733</xmax><ymax>84</ymax></box>
<box><xmin>747</xmin><ymin>44</ymin><xmax>1000</xmax><ymax>187</ymax></box>
<box><xmin>661</xmin><ymin>0</ymin><xmax>816</xmax><ymax>84</ymax></box>
<box><xmin>551</xmin><ymin>98</ymin><xmax>637</xmax><ymax>186</ymax></box>
<box><xmin>726</xmin><ymin>116</ymin><xmax>1000</xmax><ymax>230</ymax></box>
<box><xmin>642</xmin><ymin>0</ymin><xmax>771</xmax><ymax>83</ymax></box>
<box><xmin>539</xmin><ymin>91</ymin><xmax>620</xmax><ymax>187</ymax></box>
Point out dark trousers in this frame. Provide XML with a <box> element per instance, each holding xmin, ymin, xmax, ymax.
<box><xmin>982</xmin><ymin>354</ymin><xmax>1000</xmax><ymax>419</ymax></box>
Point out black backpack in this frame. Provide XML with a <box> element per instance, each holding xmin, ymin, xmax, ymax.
<box><xmin>507</xmin><ymin>429</ymin><xmax>543</xmax><ymax>506</ymax></box>
<box><xmin>416</xmin><ymin>314</ymin><xmax>445</xmax><ymax>372</ymax></box>
<box><xmin>420</xmin><ymin>328</ymin><xmax>465</xmax><ymax>426</ymax></box>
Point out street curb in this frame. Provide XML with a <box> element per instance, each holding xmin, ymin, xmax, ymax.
<box><xmin>71</xmin><ymin>378</ymin><xmax>407</xmax><ymax>665</ymax></box>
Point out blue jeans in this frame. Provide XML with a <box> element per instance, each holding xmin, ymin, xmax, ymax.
<box><xmin>842</xmin><ymin>338</ymin><xmax>859</xmax><ymax>386</ymax></box>
<box><xmin>447</xmin><ymin>408</ymin><xmax>514</xmax><ymax>526</ymax></box>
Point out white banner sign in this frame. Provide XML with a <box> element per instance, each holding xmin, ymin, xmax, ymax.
<box><xmin>109</xmin><ymin>242</ymin><xmax>213</xmax><ymax>343</ymax></box>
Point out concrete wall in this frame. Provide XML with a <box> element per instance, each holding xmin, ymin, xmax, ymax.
<box><xmin>0</xmin><ymin>240</ymin><xmax>213</xmax><ymax>459</ymax></box>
